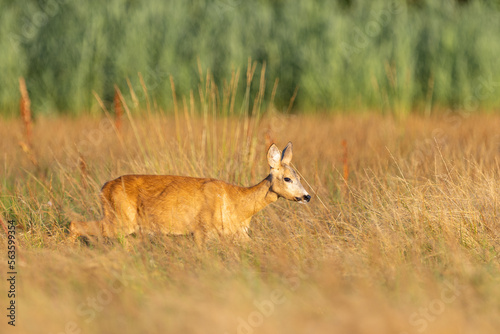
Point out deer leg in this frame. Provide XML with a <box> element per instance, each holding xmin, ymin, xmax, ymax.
<box><xmin>68</xmin><ymin>220</ymin><xmax>102</xmax><ymax>243</ymax></box>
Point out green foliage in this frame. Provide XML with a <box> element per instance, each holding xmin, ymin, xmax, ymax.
<box><xmin>1</xmin><ymin>0</ymin><xmax>500</xmax><ymax>116</ymax></box>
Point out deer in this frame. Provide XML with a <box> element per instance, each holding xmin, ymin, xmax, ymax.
<box><xmin>69</xmin><ymin>142</ymin><xmax>311</xmax><ymax>245</ymax></box>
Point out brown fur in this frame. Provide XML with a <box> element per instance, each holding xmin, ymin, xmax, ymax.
<box><xmin>69</xmin><ymin>142</ymin><xmax>310</xmax><ymax>244</ymax></box>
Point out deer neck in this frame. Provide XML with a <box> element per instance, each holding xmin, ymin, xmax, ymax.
<box><xmin>236</xmin><ymin>175</ymin><xmax>278</xmax><ymax>220</ymax></box>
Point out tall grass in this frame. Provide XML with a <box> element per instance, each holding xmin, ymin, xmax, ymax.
<box><xmin>1</xmin><ymin>72</ymin><xmax>500</xmax><ymax>333</ymax></box>
<box><xmin>1</xmin><ymin>0</ymin><xmax>500</xmax><ymax>116</ymax></box>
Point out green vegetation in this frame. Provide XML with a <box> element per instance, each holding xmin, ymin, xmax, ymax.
<box><xmin>1</xmin><ymin>0</ymin><xmax>500</xmax><ymax>116</ymax></box>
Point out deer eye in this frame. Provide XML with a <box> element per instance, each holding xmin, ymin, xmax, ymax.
<box><xmin>284</xmin><ymin>177</ymin><xmax>292</xmax><ymax>183</ymax></box>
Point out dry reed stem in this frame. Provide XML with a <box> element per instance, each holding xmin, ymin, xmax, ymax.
<box><xmin>114</xmin><ymin>85</ymin><xmax>123</xmax><ymax>135</ymax></box>
<box><xmin>92</xmin><ymin>91</ymin><xmax>108</xmax><ymax>113</ymax></box>
<box><xmin>286</xmin><ymin>85</ymin><xmax>299</xmax><ymax>114</ymax></box>
<box><xmin>138</xmin><ymin>72</ymin><xmax>151</xmax><ymax>116</ymax></box>
<box><xmin>18</xmin><ymin>141</ymin><xmax>38</xmax><ymax>167</ymax></box>
<box><xmin>18</xmin><ymin>77</ymin><xmax>38</xmax><ymax>167</ymax></box>
<box><xmin>170</xmin><ymin>76</ymin><xmax>182</xmax><ymax>145</ymax></box>
<box><xmin>19</xmin><ymin>77</ymin><xmax>33</xmax><ymax>147</ymax></box>
<box><xmin>270</xmin><ymin>78</ymin><xmax>279</xmax><ymax>108</ymax></box>
<box><xmin>126</xmin><ymin>77</ymin><xmax>140</xmax><ymax>109</ymax></box>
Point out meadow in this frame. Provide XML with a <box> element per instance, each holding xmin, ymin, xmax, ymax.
<box><xmin>1</xmin><ymin>1</ymin><xmax>500</xmax><ymax>333</ymax></box>
<box><xmin>1</xmin><ymin>79</ymin><xmax>500</xmax><ymax>333</ymax></box>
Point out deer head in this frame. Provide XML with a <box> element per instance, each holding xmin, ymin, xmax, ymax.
<box><xmin>267</xmin><ymin>142</ymin><xmax>311</xmax><ymax>204</ymax></box>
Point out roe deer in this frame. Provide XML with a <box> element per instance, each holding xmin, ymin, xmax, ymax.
<box><xmin>69</xmin><ymin>142</ymin><xmax>311</xmax><ymax>244</ymax></box>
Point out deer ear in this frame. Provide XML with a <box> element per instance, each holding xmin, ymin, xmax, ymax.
<box><xmin>267</xmin><ymin>144</ymin><xmax>281</xmax><ymax>169</ymax></box>
<box><xmin>281</xmin><ymin>142</ymin><xmax>293</xmax><ymax>165</ymax></box>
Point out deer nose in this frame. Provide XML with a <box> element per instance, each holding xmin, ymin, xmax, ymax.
<box><xmin>304</xmin><ymin>194</ymin><xmax>311</xmax><ymax>202</ymax></box>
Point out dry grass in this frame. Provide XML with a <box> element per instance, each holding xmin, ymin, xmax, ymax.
<box><xmin>1</xmin><ymin>109</ymin><xmax>500</xmax><ymax>334</ymax></box>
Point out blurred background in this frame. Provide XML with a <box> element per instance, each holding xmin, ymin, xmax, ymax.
<box><xmin>1</xmin><ymin>0</ymin><xmax>500</xmax><ymax>116</ymax></box>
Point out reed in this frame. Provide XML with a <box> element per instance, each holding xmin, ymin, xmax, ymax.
<box><xmin>19</xmin><ymin>77</ymin><xmax>32</xmax><ymax>146</ymax></box>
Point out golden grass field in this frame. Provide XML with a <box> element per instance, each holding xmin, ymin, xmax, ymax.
<box><xmin>1</xmin><ymin>109</ymin><xmax>500</xmax><ymax>334</ymax></box>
